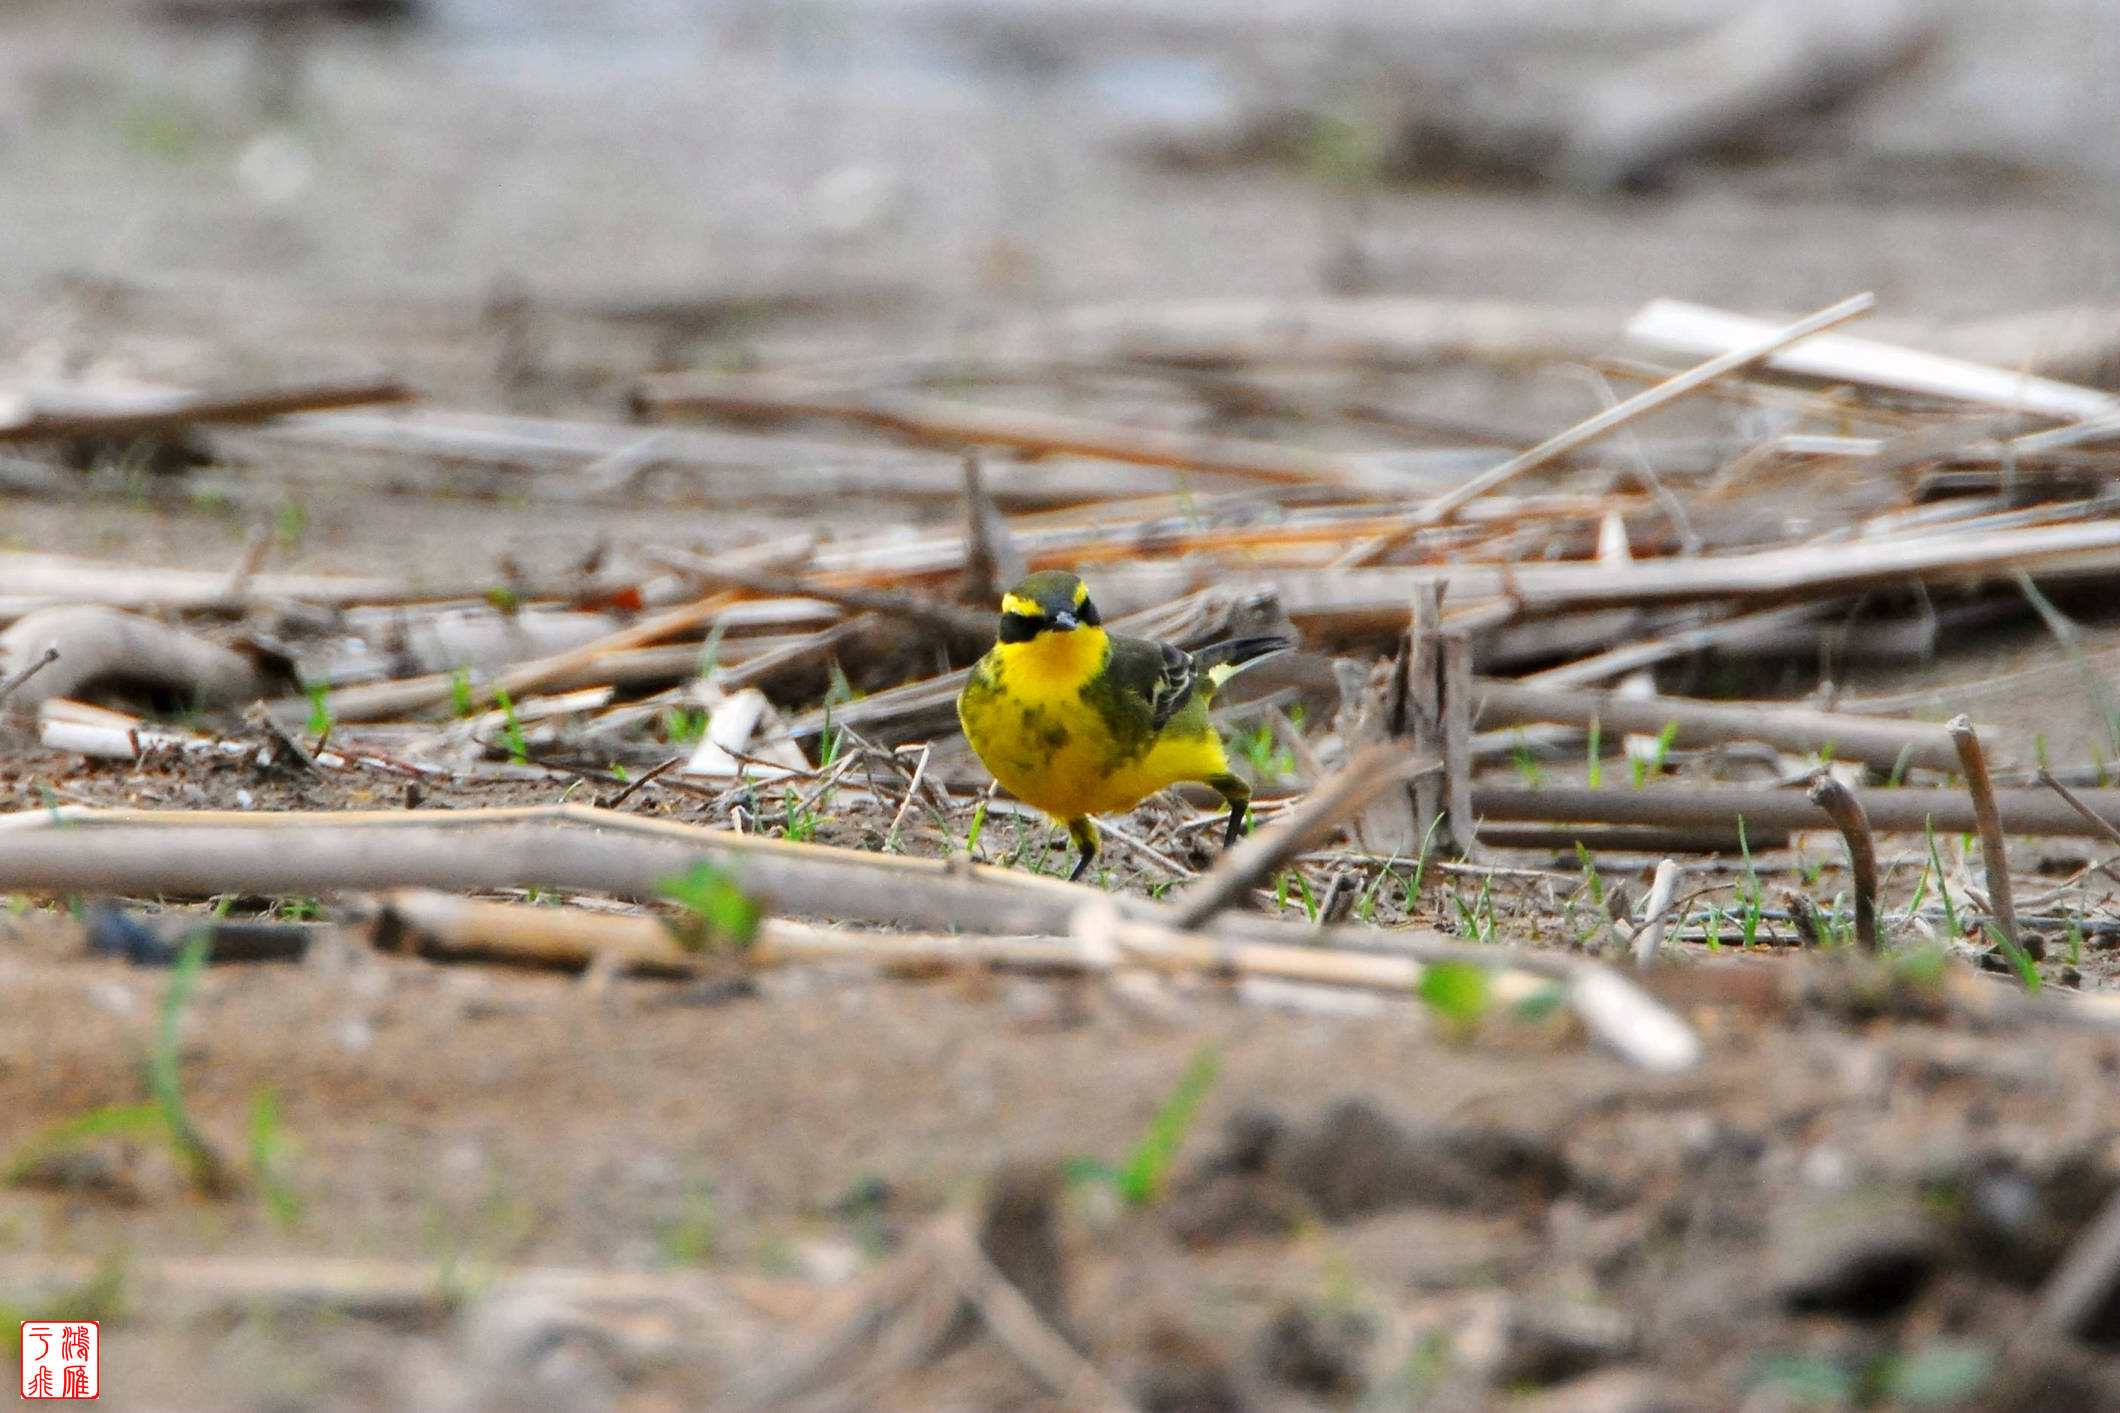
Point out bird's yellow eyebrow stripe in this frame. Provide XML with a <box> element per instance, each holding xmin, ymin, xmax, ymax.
<box><xmin>1073</xmin><ymin>581</ymin><xmax>1089</xmax><ymax>606</ymax></box>
<box><xmin>1001</xmin><ymin>593</ymin><xmax>1040</xmax><ymax>617</ymax></box>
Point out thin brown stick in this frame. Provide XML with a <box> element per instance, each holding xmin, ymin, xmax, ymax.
<box><xmin>1806</xmin><ymin>774</ymin><xmax>1879</xmax><ymax>951</ymax></box>
<box><xmin>0</xmin><ymin>376</ymin><xmax>411</xmax><ymax>442</ymax></box>
<box><xmin>959</xmin><ymin>451</ymin><xmax>1028</xmax><ymax>605</ymax></box>
<box><xmin>243</xmin><ymin>703</ymin><xmax>325</xmax><ymax>780</ymax></box>
<box><xmin>2034</xmin><ymin>768</ymin><xmax>2120</xmax><ymax>851</ymax></box>
<box><xmin>605</xmin><ymin>754</ymin><xmax>685</xmax><ymax>808</ymax></box>
<box><xmin>1442</xmin><ymin>631</ymin><xmax>1476</xmax><ymax>856</ymax></box>
<box><xmin>1171</xmin><ymin>745</ymin><xmax>1437</xmax><ymax>929</ymax></box>
<box><xmin>375</xmin><ymin>890</ymin><xmax>701</xmax><ymax>975</ymax></box>
<box><xmin>1407</xmin><ymin>585</ymin><xmax>1443</xmax><ymax>846</ymax></box>
<box><xmin>215</xmin><ymin>522</ymin><xmax>274</xmax><ymax>607</ymax></box>
<box><xmin>886</xmin><ymin>743</ymin><xmax>932</xmax><ymax>843</ymax></box>
<box><xmin>0</xmin><ymin>645</ymin><xmax>59</xmax><ymax>710</ymax></box>
<box><xmin>1950</xmin><ymin>713</ymin><xmax>2032</xmax><ymax>958</ymax></box>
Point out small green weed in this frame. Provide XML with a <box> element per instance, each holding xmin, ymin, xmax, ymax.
<box><xmin>1292</xmin><ymin>871</ymin><xmax>1320</xmax><ymax>922</ymax></box>
<box><xmin>656</xmin><ymin>1181</ymin><xmax>719</xmax><ymax>1266</ymax></box>
<box><xmin>248</xmin><ymin>1087</ymin><xmax>301</xmax><ymax>1228</ymax></box>
<box><xmin>273</xmin><ymin>494</ymin><xmax>308</xmax><ymax>552</ymax></box>
<box><xmin>305</xmin><ymin>682</ymin><xmax>333</xmax><ymax>743</ymax></box>
<box><xmin>664</xmin><ymin>706</ymin><xmax>710</xmax><ymax>746</ymax></box>
<box><xmin>1575</xmin><ymin>842</ymin><xmax>1605</xmax><ymax>909</ymax></box>
<box><xmin>1235</xmin><ymin>719</ymin><xmax>1296</xmax><ymax>780</ymax></box>
<box><xmin>1112</xmin><ymin>1045</ymin><xmax>1219</xmax><ymax>1206</ymax></box>
<box><xmin>1417</xmin><ymin>961</ymin><xmax>1489</xmax><ymax>1025</ymax></box>
<box><xmin>1629</xmin><ymin>720</ymin><xmax>1680</xmax><ymax>787</ymax></box>
<box><xmin>782</xmin><ymin>788</ymin><xmax>820</xmax><ymax>843</ymax></box>
<box><xmin>1353</xmin><ymin>854</ymin><xmax>1401</xmax><ymax>925</ymax></box>
<box><xmin>1451</xmin><ymin>875</ymin><xmax>1496</xmax><ymax>943</ymax></box>
<box><xmin>493</xmin><ymin>688</ymin><xmax>529</xmax><ymax>764</ymax></box>
<box><xmin>6</xmin><ymin>933</ymin><xmax>231</xmax><ymax>1196</ymax></box>
<box><xmin>1985</xmin><ymin>923</ymin><xmax>2041</xmax><ymax>992</ymax></box>
<box><xmin>659</xmin><ymin>860</ymin><xmax>761</xmax><ymax>952</ymax></box>
<box><xmin>1737</xmin><ymin>818</ymin><xmax>1763</xmax><ymax>948</ymax></box>
<box><xmin>1510</xmin><ymin>735</ymin><xmax>1543</xmax><ymax>786</ymax></box>
<box><xmin>1924</xmin><ymin>819</ymin><xmax>1961</xmax><ymax>939</ymax></box>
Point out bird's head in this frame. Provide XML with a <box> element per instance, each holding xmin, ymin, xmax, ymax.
<box><xmin>996</xmin><ymin>570</ymin><xmax>1102</xmax><ymax>644</ymax></box>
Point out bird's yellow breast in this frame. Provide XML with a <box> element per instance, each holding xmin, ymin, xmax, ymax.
<box><xmin>958</xmin><ymin>627</ymin><xmax>1233</xmax><ymax>822</ymax></box>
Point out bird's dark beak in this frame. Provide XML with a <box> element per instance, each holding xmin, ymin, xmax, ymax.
<box><xmin>1049</xmin><ymin>610</ymin><xmax>1079</xmax><ymax>631</ymax></box>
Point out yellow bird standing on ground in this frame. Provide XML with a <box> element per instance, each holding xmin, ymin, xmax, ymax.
<box><xmin>956</xmin><ymin>570</ymin><xmax>1291</xmax><ymax>882</ymax></box>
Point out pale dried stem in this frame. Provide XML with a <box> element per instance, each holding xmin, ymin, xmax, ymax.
<box><xmin>1478</xmin><ymin>678</ymin><xmax>1968</xmax><ymax>773</ymax></box>
<box><xmin>1363</xmin><ymin>292</ymin><xmax>1875</xmax><ymax>545</ymax></box>
<box><xmin>1632</xmin><ymin>858</ymin><xmax>1683</xmax><ymax>969</ymax></box>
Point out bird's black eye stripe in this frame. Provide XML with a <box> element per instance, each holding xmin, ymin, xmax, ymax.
<box><xmin>1077</xmin><ymin>598</ymin><xmax>1101</xmax><ymax>626</ymax></box>
<box><xmin>998</xmin><ymin>611</ymin><xmax>1044</xmax><ymax>643</ymax></box>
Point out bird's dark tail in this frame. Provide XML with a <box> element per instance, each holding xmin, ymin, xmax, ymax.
<box><xmin>1196</xmin><ymin>635</ymin><xmax>1293</xmax><ymax>691</ymax></box>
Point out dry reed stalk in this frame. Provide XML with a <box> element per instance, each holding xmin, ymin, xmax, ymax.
<box><xmin>214</xmin><ymin>522</ymin><xmax>275</xmax><ymax>606</ymax></box>
<box><xmin>1265</xmin><ymin>518</ymin><xmax>2120</xmax><ymax>626</ymax></box>
<box><xmin>0</xmin><ymin>645</ymin><xmax>58</xmax><ymax>710</ymax></box>
<box><xmin>632</xmin><ymin>374</ymin><xmax>1386</xmax><ymax>489</ymax></box>
<box><xmin>1806</xmin><ymin>774</ymin><xmax>1879</xmax><ymax>951</ymax></box>
<box><xmin>1628</xmin><ymin>298</ymin><xmax>2119</xmax><ymax>422</ymax></box>
<box><xmin>1632</xmin><ymin>859</ymin><xmax>1683</xmax><ymax>969</ymax></box>
<box><xmin>240</xmin><ymin>407</ymin><xmax>1183</xmax><ymax>507</ymax></box>
<box><xmin>0</xmin><ymin>375</ymin><xmax>411</xmax><ymax>441</ymax></box>
<box><xmin>2034</xmin><ymin>769</ymin><xmax>2120</xmax><ymax>850</ymax></box>
<box><xmin>649</xmin><ymin>545</ymin><xmax>991</xmax><ymax>648</ymax></box>
<box><xmin>1407</xmin><ymin>584</ymin><xmax>1444</xmax><ymax>846</ymax></box>
<box><xmin>1348</xmin><ymin>292</ymin><xmax>1875</xmax><ymax>553</ymax></box>
<box><xmin>315</xmin><ymin>592</ymin><xmax>738</xmax><ymax>722</ymax></box>
<box><xmin>1949</xmin><ymin>713</ymin><xmax>2032</xmax><ymax>959</ymax></box>
<box><xmin>1476</xmin><ymin>679</ymin><xmax>1970</xmax><ymax>773</ymax></box>
<box><xmin>1468</xmin><ymin>784</ymin><xmax>2120</xmax><ymax>839</ymax></box>
<box><xmin>0</xmin><ymin>803</ymin><xmax>1702</xmax><ymax>1070</ymax></box>
<box><xmin>959</xmin><ymin>451</ymin><xmax>1028</xmax><ymax>603</ymax></box>
<box><xmin>1441</xmin><ymin>631</ymin><xmax>1477</xmax><ymax>856</ymax></box>
<box><xmin>1523</xmin><ymin>604</ymin><xmax>1832</xmax><ymax>687</ymax></box>
<box><xmin>1170</xmin><ymin>744</ymin><xmax>1436</xmax><ymax>929</ymax></box>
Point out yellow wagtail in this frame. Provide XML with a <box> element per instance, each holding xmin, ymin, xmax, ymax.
<box><xmin>957</xmin><ymin>570</ymin><xmax>1290</xmax><ymax>881</ymax></box>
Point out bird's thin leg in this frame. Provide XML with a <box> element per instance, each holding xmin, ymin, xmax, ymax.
<box><xmin>1065</xmin><ymin>816</ymin><xmax>1100</xmax><ymax>883</ymax></box>
<box><xmin>1207</xmin><ymin>774</ymin><xmax>1251</xmax><ymax>851</ymax></box>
